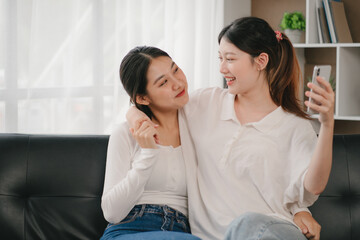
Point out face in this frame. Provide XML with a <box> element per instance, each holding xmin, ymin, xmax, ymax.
<box><xmin>218</xmin><ymin>38</ymin><xmax>264</xmax><ymax>95</ymax></box>
<box><xmin>139</xmin><ymin>56</ymin><xmax>189</xmax><ymax>112</ymax></box>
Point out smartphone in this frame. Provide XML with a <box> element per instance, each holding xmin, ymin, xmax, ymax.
<box><xmin>307</xmin><ymin>65</ymin><xmax>331</xmax><ymax>114</ymax></box>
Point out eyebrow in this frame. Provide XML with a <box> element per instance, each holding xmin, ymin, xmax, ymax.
<box><xmin>153</xmin><ymin>61</ymin><xmax>176</xmax><ymax>85</ymax></box>
<box><xmin>219</xmin><ymin>52</ymin><xmax>236</xmax><ymax>56</ymax></box>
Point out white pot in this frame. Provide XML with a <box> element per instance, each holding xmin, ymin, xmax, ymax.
<box><xmin>284</xmin><ymin>29</ymin><xmax>303</xmax><ymax>43</ymax></box>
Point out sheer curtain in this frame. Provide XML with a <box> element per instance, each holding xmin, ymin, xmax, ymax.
<box><xmin>0</xmin><ymin>0</ymin><xmax>224</xmax><ymax>134</ymax></box>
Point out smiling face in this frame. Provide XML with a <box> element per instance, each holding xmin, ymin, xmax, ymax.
<box><xmin>218</xmin><ymin>38</ymin><xmax>266</xmax><ymax>96</ymax></box>
<box><xmin>136</xmin><ymin>56</ymin><xmax>189</xmax><ymax>113</ymax></box>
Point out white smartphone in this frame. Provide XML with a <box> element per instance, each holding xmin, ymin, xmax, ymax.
<box><xmin>307</xmin><ymin>65</ymin><xmax>331</xmax><ymax>114</ymax></box>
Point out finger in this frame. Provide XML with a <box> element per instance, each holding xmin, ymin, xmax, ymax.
<box><xmin>307</xmin><ymin>82</ymin><xmax>327</xmax><ymax>97</ymax></box>
<box><xmin>140</xmin><ymin>127</ymin><xmax>158</xmax><ymax>145</ymax></box>
<box><xmin>154</xmin><ymin>134</ymin><xmax>160</xmax><ymax>144</ymax></box>
<box><xmin>305</xmin><ymin>90</ymin><xmax>326</xmax><ymax>105</ymax></box>
<box><xmin>305</xmin><ymin>90</ymin><xmax>334</xmax><ymax>111</ymax></box>
<box><xmin>134</xmin><ymin>123</ymin><xmax>152</xmax><ymax>137</ymax></box>
<box><xmin>141</xmin><ymin>127</ymin><xmax>157</xmax><ymax>139</ymax></box>
<box><xmin>136</xmin><ymin>120</ymin><xmax>154</xmax><ymax>132</ymax></box>
<box><xmin>305</xmin><ymin>100</ymin><xmax>325</xmax><ymax>113</ymax></box>
<box><xmin>316</xmin><ymin>76</ymin><xmax>333</xmax><ymax>93</ymax></box>
<box><xmin>134</xmin><ymin>118</ymin><xmax>153</xmax><ymax>131</ymax></box>
<box><xmin>305</xmin><ymin>232</ymin><xmax>314</xmax><ymax>239</ymax></box>
<box><xmin>295</xmin><ymin>220</ymin><xmax>308</xmax><ymax>235</ymax></box>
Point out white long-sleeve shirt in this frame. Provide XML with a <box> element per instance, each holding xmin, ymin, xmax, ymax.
<box><xmin>101</xmin><ymin>114</ymin><xmax>189</xmax><ymax>224</ymax></box>
<box><xmin>184</xmin><ymin>87</ymin><xmax>319</xmax><ymax>240</ymax></box>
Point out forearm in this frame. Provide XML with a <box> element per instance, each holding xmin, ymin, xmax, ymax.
<box><xmin>126</xmin><ymin>106</ymin><xmax>150</xmax><ymax>129</ymax></box>
<box><xmin>101</xmin><ymin>149</ymin><xmax>158</xmax><ymax>223</ymax></box>
<box><xmin>304</xmin><ymin>122</ymin><xmax>334</xmax><ymax>195</ymax></box>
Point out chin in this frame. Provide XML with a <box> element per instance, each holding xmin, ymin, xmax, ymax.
<box><xmin>227</xmin><ymin>87</ymin><xmax>239</xmax><ymax>95</ymax></box>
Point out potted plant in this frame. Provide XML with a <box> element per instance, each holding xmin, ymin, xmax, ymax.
<box><xmin>280</xmin><ymin>11</ymin><xmax>305</xmax><ymax>43</ymax></box>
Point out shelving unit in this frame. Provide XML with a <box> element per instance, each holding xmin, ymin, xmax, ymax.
<box><xmin>224</xmin><ymin>0</ymin><xmax>360</xmax><ymax>132</ymax></box>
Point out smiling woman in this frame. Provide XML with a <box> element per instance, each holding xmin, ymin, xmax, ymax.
<box><xmin>100</xmin><ymin>46</ymin><xmax>200</xmax><ymax>240</ymax></box>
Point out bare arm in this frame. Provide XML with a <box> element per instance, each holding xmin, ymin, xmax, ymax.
<box><xmin>126</xmin><ymin>106</ymin><xmax>152</xmax><ymax>129</ymax></box>
<box><xmin>304</xmin><ymin>76</ymin><xmax>335</xmax><ymax>195</ymax></box>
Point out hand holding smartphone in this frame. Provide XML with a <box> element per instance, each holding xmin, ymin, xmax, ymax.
<box><xmin>307</xmin><ymin>65</ymin><xmax>331</xmax><ymax>114</ymax></box>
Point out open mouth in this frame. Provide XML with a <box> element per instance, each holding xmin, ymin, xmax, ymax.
<box><xmin>225</xmin><ymin>77</ymin><xmax>236</xmax><ymax>85</ymax></box>
<box><xmin>225</xmin><ymin>77</ymin><xmax>236</xmax><ymax>82</ymax></box>
<box><xmin>176</xmin><ymin>89</ymin><xmax>185</xmax><ymax>97</ymax></box>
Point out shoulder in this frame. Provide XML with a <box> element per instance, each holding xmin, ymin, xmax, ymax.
<box><xmin>185</xmin><ymin>87</ymin><xmax>229</xmax><ymax>114</ymax></box>
<box><xmin>108</xmin><ymin>122</ymin><xmax>137</xmax><ymax>148</ymax></box>
<box><xmin>282</xmin><ymin>111</ymin><xmax>317</xmax><ymax>141</ymax></box>
<box><xmin>110</xmin><ymin>122</ymin><xmax>130</xmax><ymax>138</ymax></box>
<box><xmin>190</xmin><ymin>87</ymin><xmax>228</xmax><ymax>101</ymax></box>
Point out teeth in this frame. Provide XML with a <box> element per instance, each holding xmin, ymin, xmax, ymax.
<box><xmin>226</xmin><ymin>77</ymin><xmax>235</xmax><ymax>81</ymax></box>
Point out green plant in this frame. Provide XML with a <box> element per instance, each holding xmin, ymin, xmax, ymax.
<box><xmin>280</xmin><ymin>12</ymin><xmax>306</xmax><ymax>31</ymax></box>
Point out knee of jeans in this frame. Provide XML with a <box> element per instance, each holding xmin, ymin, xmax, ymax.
<box><xmin>232</xmin><ymin>212</ymin><xmax>263</xmax><ymax>226</ymax></box>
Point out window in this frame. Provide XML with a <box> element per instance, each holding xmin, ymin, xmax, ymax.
<box><xmin>0</xmin><ymin>0</ymin><xmax>224</xmax><ymax>134</ymax></box>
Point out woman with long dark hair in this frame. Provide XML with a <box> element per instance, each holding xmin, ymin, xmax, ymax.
<box><xmin>100</xmin><ymin>46</ymin><xmax>200</xmax><ymax>240</ymax></box>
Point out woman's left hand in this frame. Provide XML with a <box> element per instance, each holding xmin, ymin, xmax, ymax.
<box><xmin>294</xmin><ymin>211</ymin><xmax>321</xmax><ymax>240</ymax></box>
<box><xmin>305</xmin><ymin>76</ymin><xmax>335</xmax><ymax>127</ymax></box>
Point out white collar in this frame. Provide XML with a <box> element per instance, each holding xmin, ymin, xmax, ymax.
<box><xmin>220</xmin><ymin>91</ymin><xmax>288</xmax><ymax>133</ymax></box>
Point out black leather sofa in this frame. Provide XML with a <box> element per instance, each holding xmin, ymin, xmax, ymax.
<box><xmin>0</xmin><ymin>133</ymin><xmax>359</xmax><ymax>240</ymax></box>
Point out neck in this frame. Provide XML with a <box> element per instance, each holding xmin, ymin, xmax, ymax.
<box><xmin>234</xmin><ymin>80</ymin><xmax>278</xmax><ymax>124</ymax></box>
<box><xmin>236</xmin><ymin>80</ymin><xmax>277</xmax><ymax>111</ymax></box>
<box><xmin>151</xmin><ymin>109</ymin><xmax>179</xmax><ymax>130</ymax></box>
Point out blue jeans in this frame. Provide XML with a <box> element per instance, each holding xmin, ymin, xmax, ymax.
<box><xmin>100</xmin><ymin>204</ymin><xmax>201</xmax><ymax>240</ymax></box>
<box><xmin>224</xmin><ymin>212</ymin><xmax>307</xmax><ymax>240</ymax></box>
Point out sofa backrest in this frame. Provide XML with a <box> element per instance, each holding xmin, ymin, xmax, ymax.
<box><xmin>0</xmin><ymin>134</ymin><xmax>109</xmax><ymax>240</ymax></box>
<box><xmin>309</xmin><ymin>134</ymin><xmax>360</xmax><ymax>240</ymax></box>
<box><xmin>1</xmin><ymin>134</ymin><xmax>360</xmax><ymax>240</ymax></box>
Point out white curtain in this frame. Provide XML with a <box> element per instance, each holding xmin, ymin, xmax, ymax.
<box><xmin>0</xmin><ymin>0</ymin><xmax>224</xmax><ymax>134</ymax></box>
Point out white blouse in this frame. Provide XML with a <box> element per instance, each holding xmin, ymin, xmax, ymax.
<box><xmin>101</xmin><ymin>122</ymin><xmax>187</xmax><ymax>224</ymax></box>
<box><xmin>183</xmin><ymin>87</ymin><xmax>319</xmax><ymax>240</ymax></box>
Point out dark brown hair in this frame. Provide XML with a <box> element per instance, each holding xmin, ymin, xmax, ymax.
<box><xmin>218</xmin><ymin>17</ymin><xmax>308</xmax><ymax>119</ymax></box>
<box><xmin>119</xmin><ymin>46</ymin><xmax>171</xmax><ymax>119</ymax></box>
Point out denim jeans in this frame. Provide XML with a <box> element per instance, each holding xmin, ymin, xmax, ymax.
<box><xmin>100</xmin><ymin>204</ymin><xmax>201</xmax><ymax>240</ymax></box>
<box><xmin>224</xmin><ymin>212</ymin><xmax>307</xmax><ymax>240</ymax></box>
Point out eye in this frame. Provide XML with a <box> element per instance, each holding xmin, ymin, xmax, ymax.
<box><xmin>174</xmin><ymin>67</ymin><xmax>179</xmax><ymax>73</ymax></box>
<box><xmin>159</xmin><ymin>79</ymin><xmax>168</xmax><ymax>87</ymax></box>
<box><xmin>226</xmin><ymin>58</ymin><xmax>234</xmax><ymax>62</ymax></box>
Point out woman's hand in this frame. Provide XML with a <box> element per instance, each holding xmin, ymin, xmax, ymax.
<box><xmin>126</xmin><ymin>106</ymin><xmax>152</xmax><ymax>129</ymax></box>
<box><xmin>293</xmin><ymin>211</ymin><xmax>321</xmax><ymax>240</ymax></box>
<box><xmin>130</xmin><ymin>120</ymin><xmax>159</xmax><ymax>149</ymax></box>
<box><xmin>305</xmin><ymin>76</ymin><xmax>335</xmax><ymax>127</ymax></box>
<box><xmin>126</xmin><ymin>106</ymin><xmax>159</xmax><ymax>147</ymax></box>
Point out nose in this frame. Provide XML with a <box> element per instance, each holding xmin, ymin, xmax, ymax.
<box><xmin>170</xmin><ymin>75</ymin><xmax>182</xmax><ymax>90</ymax></box>
<box><xmin>219</xmin><ymin>60</ymin><xmax>228</xmax><ymax>75</ymax></box>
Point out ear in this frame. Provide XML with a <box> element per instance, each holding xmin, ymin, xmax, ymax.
<box><xmin>255</xmin><ymin>53</ymin><xmax>269</xmax><ymax>71</ymax></box>
<box><xmin>135</xmin><ymin>95</ymin><xmax>150</xmax><ymax>106</ymax></box>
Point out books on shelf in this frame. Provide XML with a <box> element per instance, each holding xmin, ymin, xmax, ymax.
<box><xmin>330</xmin><ymin>1</ymin><xmax>353</xmax><ymax>43</ymax></box>
<box><xmin>316</xmin><ymin>0</ymin><xmax>331</xmax><ymax>43</ymax></box>
<box><xmin>323</xmin><ymin>0</ymin><xmax>337</xmax><ymax>43</ymax></box>
<box><xmin>316</xmin><ymin>0</ymin><xmax>353</xmax><ymax>43</ymax></box>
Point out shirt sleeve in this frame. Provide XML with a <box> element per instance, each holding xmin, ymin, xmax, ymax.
<box><xmin>283</xmin><ymin>119</ymin><xmax>319</xmax><ymax>211</ymax></box>
<box><xmin>288</xmin><ymin>204</ymin><xmax>311</xmax><ymax>216</ymax></box>
<box><xmin>101</xmin><ymin>122</ymin><xmax>159</xmax><ymax>223</ymax></box>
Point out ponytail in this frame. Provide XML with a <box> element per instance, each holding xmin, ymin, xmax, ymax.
<box><xmin>269</xmin><ymin>33</ymin><xmax>309</xmax><ymax>119</ymax></box>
